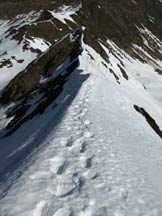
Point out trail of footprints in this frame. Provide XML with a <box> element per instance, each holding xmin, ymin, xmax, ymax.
<box><xmin>30</xmin><ymin>76</ymin><xmax>125</xmax><ymax>216</ymax></box>
<box><xmin>49</xmin><ymin>78</ymin><xmax>99</xmax><ymax>215</ymax></box>
<box><xmin>34</xmin><ymin>77</ymin><xmax>101</xmax><ymax>215</ymax></box>
<box><xmin>57</xmin><ymin>89</ymin><xmax>93</xmax><ymax>180</ymax></box>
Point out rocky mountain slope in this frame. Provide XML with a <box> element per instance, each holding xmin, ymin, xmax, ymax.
<box><xmin>0</xmin><ymin>0</ymin><xmax>162</xmax><ymax>215</ymax></box>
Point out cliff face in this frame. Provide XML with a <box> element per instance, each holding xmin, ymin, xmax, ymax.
<box><xmin>1</xmin><ymin>28</ymin><xmax>82</xmax><ymax>104</ymax></box>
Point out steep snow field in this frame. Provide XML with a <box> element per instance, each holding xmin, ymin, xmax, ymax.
<box><xmin>0</xmin><ymin>41</ymin><xmax>162</xmax><ymax>216</ymax></box>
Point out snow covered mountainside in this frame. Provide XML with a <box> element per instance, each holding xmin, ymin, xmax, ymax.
<box><xmin>0</xmin><ymin>0</ymin><xmax>162</xmax><ymax>215</ymax></box>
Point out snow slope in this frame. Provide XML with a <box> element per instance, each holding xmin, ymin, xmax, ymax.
<box><xmin>0</xmin><ymin>40</ymin><xmax>162</xmax><ymax>216</ymax></box>
<box><xmin>50</xmin><ymin>4</ymin><xmax>82</xmax><ymax>24</ymax></box>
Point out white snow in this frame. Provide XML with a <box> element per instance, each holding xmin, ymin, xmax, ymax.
<box><xmin>50</xmin><ymin>4</ymin><xmax>81</xmax><ymax>24</ymax></box>
<box><xmin>49</xmin><ymin>154</ymin><xmax>66</xmax><ymax>175</ymax></box>
<box><xmin>0</xmin><ymin>40</ymin><xmax>38</xmax><ymax>91</ymax></box>
<box><xmin>33</xmin><ymin>201</ymin><xmax>46</xmax><ymax>216</ymax></box>
<box><xmin>53</xmin><ymin>207</ymin><xmax>72</xmax><ymax>216</ymax></box>
<box><xmin>1</xmin><ymin>33</ymin><xmax>162</xmax><ymax>216</ymax></box>
<box><xmin>26</xmin><ymin>37</ymin><xmax>51</xmax><ymax>52</ymax></box>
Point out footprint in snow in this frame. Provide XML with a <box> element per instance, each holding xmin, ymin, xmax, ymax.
<box><xmin>60</xmin><ymin>137</ymin><xmax>73</xmax><ymax>147</ymax></box>
<box><xmin>84</xmin><ymin>131</ymin><xmax>94</xmax><ymax>139</ymax></box>
<box><xmin>80</xmin><ymin>154</ymin><xmax>94</xmax><ymax>168</ymax></box>
<box><xmin>68</xmin><ymin>138</ymin><xmax>86</xmax><ymax>153</ymax></box>
<box><xmin>82</xmin><ymin>170</ymin><xmax>98</xmax><ymax>180</ymax></box>
<box><xmin>80</xmin><ymin>110</ymin><xmax>87</xmax><ymax>118</ymax></box>
<box><xmin>79</xmin><ymin>206</ymin><xmax>107</xmax><ymax>216</ymax></box>
<box><xmin>32</xmin><ymin>200</ymin><xmax>46</xmax><ymax>216</ymax></box>
<box><xmin>119</xmin><ymin>188</ymin><xmax>128</xmax><ymax>200</ymax></box>
<box><xmin>84</xmin><ymin>120</ymin><xmax>91</xmax><ymax>127</ymax></box>
<box><xmin>73</xmin><ymin>115</ymin><xmax>79</xmax><ymax>121</ymax></box>
<box><xmin>49</xmin><ymin>154</ymin><xmax>67</xmax><ymax>175</ymax></box>
<box><xmin>54</xmin><ymin>174</ymin><xmax>81</xmax><ymax>197</ymax></box>
<box><xmin>76</xmin><ymin>130</ymin><xmax>83</xmax><ymax>137</ymax></box>
<box><xmin>53</xmin><ymin>207</ymin><xmax>73</xmax><ymax>216</ymax></box>
<box><xmin>80</xmin><ymin>141</ymin><xmax>87</xmax><ymax>153</ymax></box>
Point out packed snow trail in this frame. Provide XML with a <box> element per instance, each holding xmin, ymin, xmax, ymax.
<box><xmin>1</xmin><ymin>44</ymin><xmax>162</xmax><ymax>216</ymax></box>
<box><xmin>0</xmin><ymin>64</ymin><xmax>99</xmax><ymax>216</ymax></box>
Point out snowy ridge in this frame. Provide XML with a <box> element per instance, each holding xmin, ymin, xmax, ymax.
<box><xmin>0</xmin><ymin>38</ymin><xmax>162</xmax><ymax>215</ymax></box>
<box><xmin>0</xmin><ymin>1</ymin><xmax>162</xmax><ymax>214</ymax></box>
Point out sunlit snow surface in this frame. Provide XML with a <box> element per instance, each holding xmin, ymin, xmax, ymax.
<box><xmin>50</xmin><ymin>4</ymin><xmax>81</xmax><ymax>24</ymax></box>
<box><xmin>0</xmin><ymin>38</ymin><xmax>162</xmax><ymax>216</ymax></box>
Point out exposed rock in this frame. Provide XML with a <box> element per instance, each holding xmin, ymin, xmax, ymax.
<box><xmin>1</xmin><ymin>28</ymin><xmax>83</xmax><ymax>104</ymax></box>
<box><xmin>1</xmin><ymin>0</ymin><xmax>162</xmax><ymax>60</ymax></box>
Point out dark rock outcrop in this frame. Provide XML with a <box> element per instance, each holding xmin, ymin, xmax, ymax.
<box><xmin>1</xmin><ymin>0</ymin><xmax>162</xmax><ymax>60</ymax></box>
<box><xmin>1</xmin><ymin>28</ymin><xmax>83</xmax><ymax>104</ymax></box>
